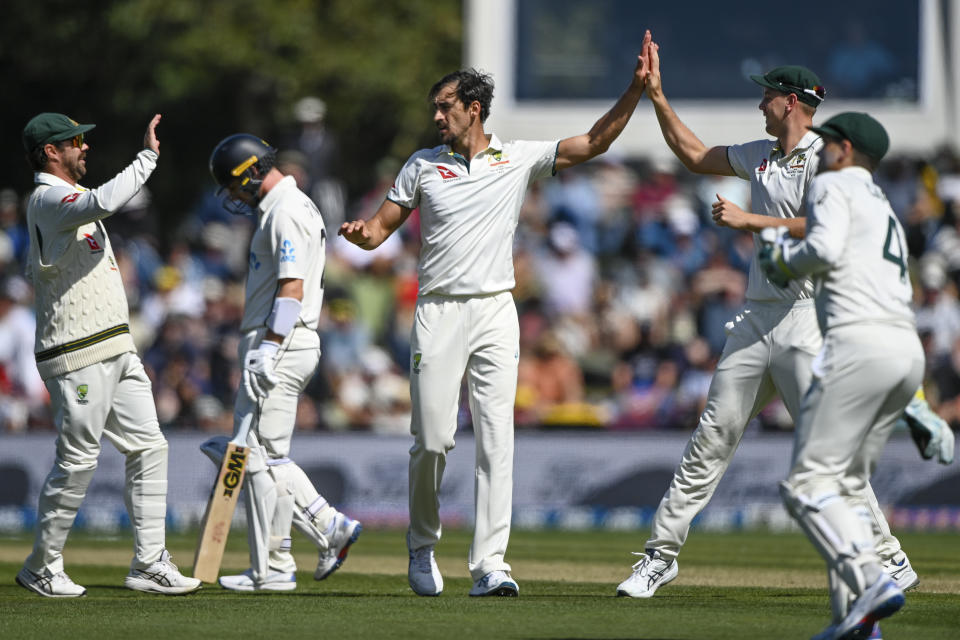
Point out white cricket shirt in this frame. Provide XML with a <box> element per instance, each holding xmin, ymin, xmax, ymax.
<box><xmin>241</xmin><ymin>176</ymin><xmax>325</xmax><ymax>349</ymax></box>
<box><xmin>388</xmin><ymin>134</ymin><xmax>558</xmax><ymax>296</ymax></box>
<box><xmin>727</xmin><ymin>131</ymin><xmax>822</xmax><ymax>302</ymax></box>
<box><xmin>783</xmin><ymin>166</ymin><xmax>915</xmax><ymax>333</ymax></box>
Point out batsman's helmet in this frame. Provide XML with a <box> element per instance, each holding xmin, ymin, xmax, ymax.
<box><xmin>209</xmin><ymin>133</ymin><xmax>277</xmax><ymax>214</ymax></box>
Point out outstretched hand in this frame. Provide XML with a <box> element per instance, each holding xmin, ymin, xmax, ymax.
<box><xmin>144</xmin><ymin>114</ymin><xmax>161</xmax><ymax>155</ymax></box>
<box><xmin>644</xmin><ymin>39</ymin><xmax>663</xmax><ymax>100</ymax></box>
<box><xmin>633</xmin><ymin>30</ymin><xmax>653</xmax><ymax>92</ymax></box>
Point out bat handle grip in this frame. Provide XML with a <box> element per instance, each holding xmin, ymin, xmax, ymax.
<box><xmin>230</xmin><ymin>412</ymin><xmax>253</xmax><ymax>447</ymax></box>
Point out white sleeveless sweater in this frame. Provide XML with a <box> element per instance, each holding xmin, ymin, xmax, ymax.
<box><xmin>26</xmin><ymin>150</ymin><xmax>157</xmax><ymax>379</ymax></box>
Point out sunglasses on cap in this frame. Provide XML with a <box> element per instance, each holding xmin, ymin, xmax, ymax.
<box><xmin>780</xmin><ymin>83</ymin><xmax>826</xmax><ymax>102</ymax></box>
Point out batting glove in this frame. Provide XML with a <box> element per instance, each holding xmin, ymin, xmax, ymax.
<box><xmin>758</xmin><ymin>226</ymin><xmax>795</xmax><ymax>288</ymax></box>
<box><xmin>899</xmin><ymin>396</ymin><xmax>955</xmax><ymax>465</ymax></box>
<box><xmin>243</xmin><ymin>341</ymin><xmax>280</xmax><ymax>401</ymax></box>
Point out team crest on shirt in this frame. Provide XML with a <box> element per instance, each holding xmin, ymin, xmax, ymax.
<box><xmin>249</xmin><ymin>251</ymin><xmax>261</xmax><ymax>270</ymax></box>
<box><xmin>488</xmin><ymin>150</ymin><xmax>510</xmax><ymax>168</ymax></box>
<box><xmin>786</xmin><ymin>153</ymin><xmax>808</xmax><ymax>176</ymax></box>
<box><xmin>76</xmin><ymin>384</ymin><xmax>89</xmax><ymax>405</ymax></box>
<box><xmin>757</xmin><ymin>158</ymin><xmax>768</xmax><ymax>173</ymax></box>
<box><xmin>412</xmin><ymin>353</ymin><xmax>422</xmax><ymax>374</ymax></box>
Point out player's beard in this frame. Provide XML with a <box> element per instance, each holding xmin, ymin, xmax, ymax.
<box><xmin>63</xmin><ymin>152</ymin><xmax>87</xmax><ymax>183</ymax></box>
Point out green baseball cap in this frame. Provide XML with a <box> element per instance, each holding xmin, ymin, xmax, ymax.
<box><xmin>808</xmin><ymin>112</ymin><xmax>890</xmax><ymax>163</ymax></box>
<box><xmin>750</xmin><ymin>65</ymin><xmax>825</xmax><ymax>107</ymax></box>
<box><xmin>22</xmin><ymin>112</ymin><xmax>96</xmax><ymax>152</ymax></box>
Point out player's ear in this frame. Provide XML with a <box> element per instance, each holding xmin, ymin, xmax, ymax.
<box><xmin>42</xmin><ymin>142</ymin><xmax>63</xmax><ymax>165</ymax></box>
<box><xmin>841</xmin><ymin>139</ymin><xmax>855</xmax><ymax>158</ymax></box>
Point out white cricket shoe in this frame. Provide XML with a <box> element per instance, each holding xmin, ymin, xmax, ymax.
<box><xmin>315</xmin><ymin>512</ymin><xmax>362</xmax><ymax>580</ymax></box>
<box><xmin>616</xmin><ymin>550</ymin><xmax>678</xmax><ymax>598</ymax></box>
<box><xmin>124</xmin><ymin>550</ymin><xmax>201</xmax><ymax>595</ymax></box>
<box><xmin>16</xmin><ymin>567</ymin><xmax>86</xmax><ymax>598</ymax></box>
<box><xmin>218</xmin><ymin>568</ymin><xmax>296</xmax><ymax>592</ymax></box>
<box><xmin>469</xmin><ymin>570</ymin><xmax>519</xmax><ymax>597</ymax></box>
<box><xmin>833</xmin><ymin>575</ymin><xmax>904</xmax><ymax>640</ymax></box>
<box><xmin>810</xmin><ymin>620</ymin><xmax>880</xmax><ymax>640</ymax></box>
<box><xmin>883</xmin><ymin>552</ymin><xmax>919</xmax><ymax>591</ymax></box>
<box><xmin>408</xmin><ymin>537</ymin><xmax>443</xmax><ymax>596</ymax></box>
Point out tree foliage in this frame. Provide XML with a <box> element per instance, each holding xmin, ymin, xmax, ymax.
<box><xmin>1</xmin><ymin>0</ymin><xmax>462</xmax><ymax>237</ymax></box>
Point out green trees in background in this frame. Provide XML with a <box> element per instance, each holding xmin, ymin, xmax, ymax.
<box><xmin>2</xmin><ymin>0</ymin><xmax>461</xmax><ymax>236</ymax></box>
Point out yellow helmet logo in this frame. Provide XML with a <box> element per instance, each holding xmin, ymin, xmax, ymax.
<box><xmin>231</xmin><ymin>155</ymin><xmax>259</xmax><ymax>177</ymax></box>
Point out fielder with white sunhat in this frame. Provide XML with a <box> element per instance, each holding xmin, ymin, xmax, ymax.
<box><xmin>615</xmin><ymin>36</ymin><xmax>948</xmax><ymax>618</ymax></box>
<box><xmin>16</xmin><ymin>112</ymin><xmax>200</xmax><ymax>597</ymax></box>
<box><xmin>760</xmin><ymin>111</ymin><xmax>921</xmax><ymax>640</ymax></box>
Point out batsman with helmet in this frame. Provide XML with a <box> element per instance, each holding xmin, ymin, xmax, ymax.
<box><xmin>207</xmin><ymin>133</ymin><xmax>361</xmax><ymax>591</ymax></box>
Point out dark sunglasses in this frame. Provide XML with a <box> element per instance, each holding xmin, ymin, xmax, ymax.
<box><xmin>64</xmin><ymin>133</ymin><xmax>85</xmax><ymax>148</ymax></box>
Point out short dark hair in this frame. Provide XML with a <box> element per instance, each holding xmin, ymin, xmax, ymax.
<box><xmin>25</xmin><ymin>139</ymin><xmax>69</xmax><ymax>172</ymax></box>
<box><xmin>429</xmin><ymin>68</ymin><xmax>495</xmax><ymax>122</ymax></box>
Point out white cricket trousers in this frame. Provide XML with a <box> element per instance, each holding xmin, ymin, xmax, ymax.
<box><xmin>236</xmin><ymin>330</ymin><xmax>325</xmax><ymax>577</ymax></box>
<box><xmin>408</xmin><ymin>291</ymin><xmax>519</xmax><ymax>582</ymax></box>
<box><xmin>786</xmin><ymin>325</ymin><xmax>924</xmax><ymax>611</ymax></box>
<box><xmin>25</xmin><ymin>352</ymin><xmax>168</xmax><ymax>575</ymax></box>
<box><xmin>646</xmin><ymin>301</ymin><xmax>907</xmax><ymax>562</ymax></box>
<box><xmin>787</xmin><ymin>324</ymin><xmax>925</xmax><ymax>511</ymax></box>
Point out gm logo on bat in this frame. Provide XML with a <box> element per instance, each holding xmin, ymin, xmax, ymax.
<box><xmin>221</xmin><ymin>447</ymin><xmax>248</xmax><ymax>497</ymax></box>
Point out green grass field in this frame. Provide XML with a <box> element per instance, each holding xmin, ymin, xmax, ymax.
<box><xmin>1</xmin><ymin>528</ymin><xmax>957</xmax><ymax>639</ymax></box>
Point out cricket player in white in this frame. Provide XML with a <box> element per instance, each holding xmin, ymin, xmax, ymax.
<box><xmin>16</xmin><ymin>112</ymin><xmax>200</xmax><ymax>597</ymax></box>
<box><xmin>208</xmin><ymin>134</ymin><xmax>360</xmax><ymax>592</ymax></box>
<box><xmin>616</xmin><ymin>40</ymin><xmax>931</xmax><ymax>603</ymax></box>
<box><xmin>339</xmin><ymin>31</ymin><xmax>652</xmax><ymax>597</ymax></box>
<box><xmin>761</xmin><ymin>112</ymin><xmax>920</xmax><ymax>640</ymax></box>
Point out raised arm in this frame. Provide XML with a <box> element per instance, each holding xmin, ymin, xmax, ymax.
<box><xmin>554</xmin><ymin>30</ymin><xmax>651</xmax><ymax>172</ymax></box>
<box><xmin>646</xmin><ymin>42</ymin><xmax>734</xmax><ymax>176</ymax></box>
<box><xmin>48</xmin><ymin>114</ymin><xmax>162</xmax><ymax>232</ymax></box>
<box><xmin>338</xmin><ymin>198</ymin><xmax>412</xmax><ymax>250</ymax></box>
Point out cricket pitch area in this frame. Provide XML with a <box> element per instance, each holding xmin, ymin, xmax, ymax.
<box><xmin>2</xmin><ymin>528</ymin><xmax>957</xmax><ymax>639</ymax></box>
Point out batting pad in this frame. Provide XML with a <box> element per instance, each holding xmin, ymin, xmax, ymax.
<box><xmin>244</xmin><ymin>467</ymin><xmax>278</xmax><ymax>581</ymax></box>
<box><xmin>268</xmin><ymin>492</ymin><xmax>296</xmax><ymax>573</ymax></box>
<box><xmin>200</xmin><ymin>439</ymin><xmax>331</xmax><ymax>550</ymax></box>
<box><xmin>780</xmin><ymin>480</ymin><xmax>876</xmax><ymax>597</ymax></box>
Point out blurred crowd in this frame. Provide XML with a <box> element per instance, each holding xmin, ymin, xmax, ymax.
<box><xmin>3</xmin><ymin>103</ymin><xmax>960</xmax><ymax>437</ymax></box>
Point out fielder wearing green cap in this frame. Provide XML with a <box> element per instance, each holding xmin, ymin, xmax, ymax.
<box><xmin>616</xmin><ymin>34</ymin><xmax>940</xmax><ymax>638</ymax></box>
<box><xmin>809</xmin><ymin>111</ymin><xmax>890</xmax><ymax>166</ymax></box>
<box><xmin>759</xmin><ymin>108</ymin><xmax>921</xmax><ymax>637</ymax></box>
<box><xmin>750</xmin><ymin>65</ymin><xmax>826</xmax><ymax>107</ymax></box>
<box><xmin>22</xmin><ymin>112</ymin><xmax>96</xmax><ymax>152</ymax></box>
<box><xmin>16</xmin><ymin>112</ymin><xmax>201</xmax><ymax>599</ymax></box>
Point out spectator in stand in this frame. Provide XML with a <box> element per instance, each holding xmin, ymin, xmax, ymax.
<box><xmin>285</xmin><ymin>96</ymin><xmax>347</xmax><ymax>231</ymax></box>
<box><xmin>533</xmin><ymin>222</ymin><xmax>597</xmax><ymax>317</ymax></box>
<box><xmin>0</xmin><ymin>276</ymin><xmax>47</xmax><ymax>432</ymax></box>
<box><xmin>0</xmin><ymin>188</ymin><xmax>29</xmax><ymax>265</ymax></box>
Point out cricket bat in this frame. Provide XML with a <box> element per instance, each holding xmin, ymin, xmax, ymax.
<box><xmin>193</xmin><ymin>412</ymin><xmax>253</xmax><ymax>582</ymax></box>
